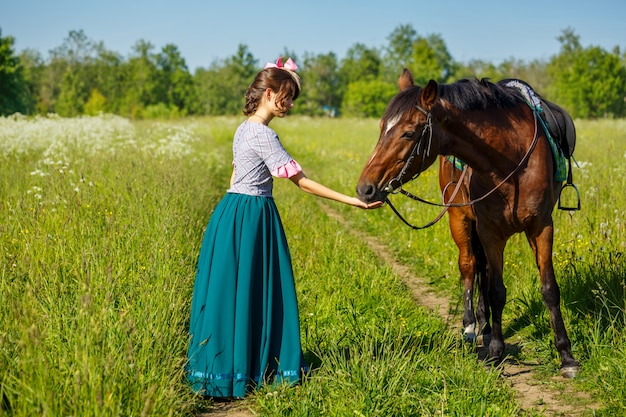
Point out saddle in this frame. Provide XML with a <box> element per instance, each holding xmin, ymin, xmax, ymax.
<box><xmin>500</xmin><ymin>79</ymin><xmax>580</xmax><ymax>210</ymax></box>
<box><xmin>539</xmin><ymin>99</ymin><xmax>576</xmax><ymax>158</ymax></box>
<box><xmin>500</xmin><ymin>78</ymin><xmax>576</xmax><ymax>157</ymax></box>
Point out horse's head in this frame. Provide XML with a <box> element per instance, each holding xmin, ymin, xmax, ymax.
<box><xmin>357</xmin><ymin>69</ymin><xmax>440</xmax><ymax>203</ymax></box>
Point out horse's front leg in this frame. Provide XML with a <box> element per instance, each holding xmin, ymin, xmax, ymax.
<box><xmin>526</xmin><ymin>225</ymin><xmax>580</xmax><ymax>377</ymax></box>
<box><xmin>447</xmin><ymin>208</ymin><xmax>478</xmax><ymax>342</ymax></box>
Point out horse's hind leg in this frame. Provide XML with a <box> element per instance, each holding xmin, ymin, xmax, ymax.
<box><xmin>526</xmin><ymin>225</ymin><xmax>580</xmax><ymax>377</ymax></box>
<box><xmin>480</xmin><ymin>237</ymin><xmax>507</xmax><ymax>361</ymax></box>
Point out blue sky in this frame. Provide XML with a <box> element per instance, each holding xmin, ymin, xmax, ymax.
<box><xmin>2</xmin><ymin>0</ymin><xmax>625</xmax><ymax>72</ymax></box>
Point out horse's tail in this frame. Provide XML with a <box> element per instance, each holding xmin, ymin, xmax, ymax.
<box><xmin>470</xmin><ymin>222</ymin><xmax>487</xmax><ymax>290</ymax></box>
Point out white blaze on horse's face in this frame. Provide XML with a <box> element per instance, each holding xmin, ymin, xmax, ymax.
<box><xmin>366</xmin><ymin>111</ymin><xmax>402</xmax><ymax>168</ymax></box>
<box><xmin>384</xmin><ymin>113</ymin><xmax>403</xmax><ymax>135</ymax></box>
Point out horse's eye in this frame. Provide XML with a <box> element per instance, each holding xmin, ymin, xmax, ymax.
<box><xmin>402</xmin><ymin>131</ymin><xmax>415</xmax><ymax>140</ymax></box>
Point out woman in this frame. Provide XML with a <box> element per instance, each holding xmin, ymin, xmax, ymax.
<box><xmin>186</xmin><ymin>57</ymin><xmax>382</xmax><ymax>398</ymax></box>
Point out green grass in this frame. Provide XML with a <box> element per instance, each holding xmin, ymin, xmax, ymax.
<box><xmin>1</xmin><ymin>114</ymin><xmax>625</xmax><ymax>416</ymax></box>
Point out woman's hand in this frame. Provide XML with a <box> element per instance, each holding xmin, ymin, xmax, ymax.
<box><xmin>350</xmin><ymin>198</ymin><xmax>384</xmax><ymax>209</ymax></box>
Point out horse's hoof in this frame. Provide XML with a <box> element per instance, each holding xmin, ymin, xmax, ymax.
<box><xmin>482</xmin><ymin>354</ymin><xmax>502</xmax><ymax>372</ymax></box>
<box><xmin>463</xmin><ymin>324</ymin><xmax>477</xmax><ymax>343</ymax></box>
<box><xmin>560</xmin><ymin>366</ymin><xmax>580</xmax><ymax>378</ymax></box>
<box><xmin>463</xmin><ymin>331</ymin><xmax>477</xmax><ymax>343</ymax></box>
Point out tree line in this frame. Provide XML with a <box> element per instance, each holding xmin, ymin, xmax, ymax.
<box><xmin>1</xmin><ymin>25</ymin><xmax>625</xmax><ymax>119</ymax></box>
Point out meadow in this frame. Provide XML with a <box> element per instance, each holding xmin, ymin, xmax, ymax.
<box><xmin>0</xmin><ymin>114</ymin><xmax>625</xmax><ymax>416</ymax></box>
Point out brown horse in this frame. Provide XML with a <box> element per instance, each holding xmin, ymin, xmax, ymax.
<box><xmin>356</xmin><ymin>69</ymin><xmax>580</xmax><ymax>377</ymax></box>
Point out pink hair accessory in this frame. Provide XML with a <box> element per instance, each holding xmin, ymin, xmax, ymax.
<box><xmin>263</xmin><ymin>56</ymin><xmax>301</xmax><ymax>90</ymax></box>
<box><xmin>264</xmin><ymin>56</ymin><xmax>298</xmax><ymax>71</ymax></box>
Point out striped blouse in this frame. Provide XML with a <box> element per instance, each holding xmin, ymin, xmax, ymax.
<box><xmin>227</xmin><ymin>121</ymin><xmax>302</xmax><ymax>197</ymax></box>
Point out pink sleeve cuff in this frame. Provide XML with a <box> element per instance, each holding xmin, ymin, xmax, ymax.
<box><xmin>271</xmin><ymin>160</ymin><xmax>302</xmax><ymax>178</ymax></box>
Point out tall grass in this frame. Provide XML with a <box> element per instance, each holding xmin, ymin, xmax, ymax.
<box><xmin>1</xmin><ymin>114</ymin><xmax>624</xmax><ymax>416</ymax></box>
<box><xmin>0</xmin><ymin>115</ymin><xmax>235</xmax><ymax>415</ymax></box>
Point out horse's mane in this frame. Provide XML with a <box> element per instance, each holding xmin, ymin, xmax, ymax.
<box><xmin>442</xmin><ymin>78</ymin><xmax>524</xmax><ymax>110</ymax></box>
<box><xmin>385</xmin><ymin>78</ymin><xmax>524</xmax><ymax>118</ymax></box>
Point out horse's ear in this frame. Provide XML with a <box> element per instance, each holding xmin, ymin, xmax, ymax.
<box><xmin>398</xmin><ymin>68</ymin><xmax>414</xmax><ymax>91</ymax></box>
<box><xmin>421</xmin><ymin>79</ymin><xmax>439</xmax><ymax>110</ymax></box>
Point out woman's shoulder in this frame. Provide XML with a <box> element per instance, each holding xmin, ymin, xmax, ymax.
<box><xmin>236</xmin><ymin>120</ymin><xmax>278</xmax><ymax>140</ymax></box>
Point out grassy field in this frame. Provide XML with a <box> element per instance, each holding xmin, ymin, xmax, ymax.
<box><xmin>1</xmin><ymin>114</ymin><xmax>625</xmax><ymax>416</ymax></box>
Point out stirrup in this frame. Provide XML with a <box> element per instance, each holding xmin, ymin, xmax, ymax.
<box><xmin>558</xmin><ymin>183</ymin><xmax>581</xmax><ymax>211</ymax></box>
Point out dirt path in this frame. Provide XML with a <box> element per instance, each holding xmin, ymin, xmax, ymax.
<box><xmin>198</xmin><ymin>401</ymin><xmax>255</xmax><ymax>417</ymax></box>
<box><xmin>203</xmin><ymin>204</ymin><xmax>599</xmax><ymax>416</ymax></box>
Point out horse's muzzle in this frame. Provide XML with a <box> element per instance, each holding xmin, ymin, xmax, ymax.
<box><xmin>356</xmin><ymin>181</ymin><xmax>387</xmax><ymax>203</ymax></box>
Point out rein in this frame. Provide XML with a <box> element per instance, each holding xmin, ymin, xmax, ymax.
<box><xmin>384</xmin><ymin>106</ymin><xmax>541</xmax><ymax>230</ymax></box>
<box><xmin>386</xmin><ymin>164</ymin><xmax>468</xmax><ymax>230</ymax></box>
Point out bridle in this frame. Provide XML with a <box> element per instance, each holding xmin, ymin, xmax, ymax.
<box><xmin>382</xmin><ymin>105</ymin><xmax>541</xmax><ymax>230</ymax></box>
<box><xmin>383</xmin><ymin>105</ymin><xmax>433</xmax><ymax>195</ymax></box>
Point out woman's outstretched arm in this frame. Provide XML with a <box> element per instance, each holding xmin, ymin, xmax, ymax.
<box><xmin>289</xmin><ymin>172</ymin><xmax>383</xmax><ymax>209</ymax></box>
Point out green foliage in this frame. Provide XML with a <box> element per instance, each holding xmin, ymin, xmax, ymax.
<box><xmin>194</xmin><ymin>44</ymin><xmax>256</xmax><ymax>115</ymax></box>
<box><xmin>382</xmin><ymin>28</ymin><xmax>456</xmax><ymax>85</ymax></box>
<box><xmin>383</xmin><ymin>24</ymin><xmax>418</xmax><ymax>83</ymax></box>
<box><xmin>118</xmin><ymin>40</ymin><xmax>160</xmax><ymax>118</ymax></box>
<box><xmin>55</xmin><ymin>68</ymin><xmax>85</xmax><ymax>116</ymax></box>
<box><xmin>409</xmin><ymin>34</ymin><xmax>456</xmax><ymax>84</ymax></box>
<box><xmin>455</xmin><ymin>59</ymin><xmax>503</xmax><ymax>81</ymax></box>
<box><xmin>4</xmin><ymin>25</ymin><xmax>626</xmax><ymax>118</ymax></box>
<box><xmin>342</xmin><ymin>79</ymin><xmax>396</xmax><ymax>118</ymax></box>
<box><xmin>409</xmin><ymin>38</ymin><xmax>444</xmax><ymax>85</ymax></box>
<box><xmin>50</xmin><ymin>30</ymin><xmax>94</xmax><ymax>117</ymax></box>
<box><xmin>547</xmin><ymin>29</ymin><xmax>626</xmax><ymax>118</ymax></box>
<box><xmin>83</xmin><ymin>88</ymin><xmax>107</xmax><ymax>115</ymax></box>
<box><xmin>140</xmin><ymin>102</ymin><xmax>183</xmax><ymax>119</ymax></box>
<box><xmin>155</xmin><ymin>44</ymin><xmax>198</xmax><ymax>114</ymax></box>
<box><xmin>339</xmin><ymin>43</ymin><xmax>382</xmax><ymax>84</ymax></box>
<box><xmin>0</xmin><ymin>29</ymin><xmax>31</xmax><ymax>115</ymax></box>
<box><xmin>298</xmin><ymin>52</ymin><xmax>341</xmax><ymax>116</ymax></box>
<box><xmin>15</xmin><ymin>49</ymin><xmax>42</xmax><ymax>112</ymax></box>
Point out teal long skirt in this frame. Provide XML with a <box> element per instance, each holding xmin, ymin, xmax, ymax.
<box><xmin>186</xmin><ymin>193</ymin><xmax>307</xmax><ymax>397</ymax></box>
